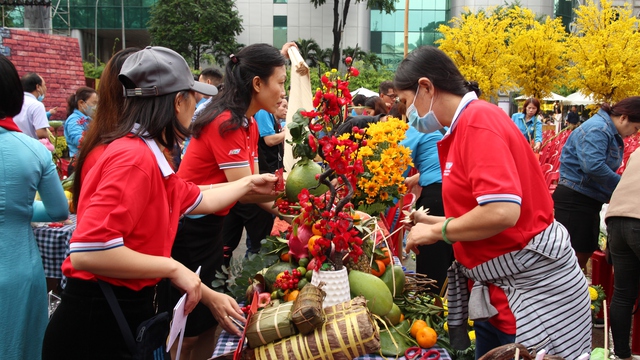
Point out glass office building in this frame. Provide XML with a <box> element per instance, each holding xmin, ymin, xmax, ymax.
<box><xmin>370</xmin><ymin>0</ymin><xmax>449</xmax><ymax>69</ymax></box>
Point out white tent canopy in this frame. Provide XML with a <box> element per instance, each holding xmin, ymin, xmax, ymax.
<box><xmin>515</xmin><ymin>92</ymin><xmax>567</xmax><ymax>102</ymax></box>
<box><xmin>563</xmin><ymin>91</ymin><xmax>597</xmax><ymax>105</ymax></box>
<box><xmin>351</xmin><ymin>87</ymin><xmax>379</xmax><ymax>98</ymax></box>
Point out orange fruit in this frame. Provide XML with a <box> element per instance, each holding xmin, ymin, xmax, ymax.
<box><xmin>307</xmin><ymin>235</ymin><xmax>322</xmax><ymax>253</ymax></box>
<box><xmin>280</xmin><ymin>252</ymin><xmax>290</xmax><ymax>262</ymax></box>
<box><xmin>285</xmin><ymin>289</ymin><xmax>300</xmax><ymax>302</ymax></box>
<box><xmin>275</xmin><ymin>272</ymin><xmax>286</xmax><ymax>282</ymax></box>
<box><xmin>352</xmin><ymin>212</ymin><xmax>361</xmax><ymax>224</ymax></box>
<box><xmin>416</xmin><ymin>326</ymin><xmax>438</xmax><ymax>348</ymax></box>
<box><xmin>399</xmin><ymin>314</ymin><xmax>405</xmax><ymax>323</ymax></box>
<box><xmin>410</xmin><ymin>319</ymin><xmax>428</xmax><ymax>338</ymax></box>
<box><xmin>376</xmin><ymin>247</ymin><xmax>391</xmax><ymax>266</ymax></box>
<box><xmin>312</xmin><ymin>221</ymin><xmax>323</xmax><ymax>236</ymax></box>
<box><xmin>371</xmin><ymin>259</ymin><xmax>386</xmax><ymax>277</ymax></box>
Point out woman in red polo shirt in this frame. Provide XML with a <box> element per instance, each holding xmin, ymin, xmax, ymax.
<box><xmin>42</xmin><ymin>47</ymin><xmax>278</xmax><ymax>360</ymax></box>
<box><xmin>396</xmin><ymin>46</ymin><xmax>591</xmax><ymax>359</ymax></box>
<box><xmin>172</xmin><ymin>42</ymin><xmax>292</xmax><ymax>359</ymax></box>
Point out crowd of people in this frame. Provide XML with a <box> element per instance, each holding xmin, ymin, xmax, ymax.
<box><xmin>1</xmin><ymin>41</ymin><xmax>640</xmax><ymax>360</ymax></box>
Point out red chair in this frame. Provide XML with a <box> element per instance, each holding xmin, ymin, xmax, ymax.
<box><xmin>546</xmin><ymin>171</ymin><xmax>559</xmax><ymax>193</ymax></box>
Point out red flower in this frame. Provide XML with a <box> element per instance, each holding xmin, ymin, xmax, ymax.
<box><xmin>345</xmin><ymin>56</ymin><xmax>353</xmax><ymax>65</ymax></box>
<box><xmin>349</xmin><ymin>67</ymin><xmax>360</xmax><ymax>77</ymax></box>
<box><xmin>301</xmin><ymin>110</ymin><xmax>320</xmax><ymax>119</ymax></box>
<box><xmin>313</xmin><ymin>89</ymin><xmax>323</xmax><ymax>107</ymax></box>
<box><xmin>309</xmin><ymin>122</ymin><xmax>323</xmax><ymax>132</ymax></box>
<box><xmin>308</xmin><ymin>134</ymin><xmax>317</xmax><ymax>152</ymax></box>
<box><xmin>321</xmin><ymin>74</ymin><xmax>330</xmax><ymax>85</ymax></box>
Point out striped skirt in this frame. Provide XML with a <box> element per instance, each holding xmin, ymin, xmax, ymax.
<box><xmin>447</xmin><ymin>221</ymin><xmax>592</xmax><ymax>358</ymax></box>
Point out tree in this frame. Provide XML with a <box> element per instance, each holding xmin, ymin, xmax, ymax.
<box><xmin>568</xmin><ymin>0</ymin><xmax>640</xmax><ymax>103</ymax></box>
<box><xmin>309</xmin><ymin>0</ymin><xmax>396</xmax><ymax>70</ymax></box>
<box><xmin>437</xmin><ymin>7</ymin><xmax>515</xmax><ymax>101</ymax></box>
<box><xmin>296</xmin><ymin>38</ymin><xmax>323</xmax><ymax>67</ymax></box>
<box><xmin>506</xmin><ymin>7</ymin><xmax>568</xmax><ymax>99</ymax></box>
<box><xmin>342</xmin><ymin>46</ymin><xmax>383</xmax><ymax>71</ymax></box>
<box><xmin>148</xmin><ymin>0</ymin><xmax>243</xmax><ymax>69</ymax></box>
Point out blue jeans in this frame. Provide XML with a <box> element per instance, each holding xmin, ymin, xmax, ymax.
<box><xmin>608</xmin><ymin>216</ymin><xmax>640</xmax><ymax>359</ymax></box>
<box><xmin>474</xmin><ymin>320</ymin><xmax>516</xmax><ymax>359</ymax></box>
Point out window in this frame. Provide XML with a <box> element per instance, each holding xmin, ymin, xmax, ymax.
<box><xmin>273</xmin><ymin>15</ymin><xmax>287</xmax><ymax>50</ymax></box>
<box><xmin>274</xmin><ymin>0</ymin><xmax>287</xmax><ymax>3</ymax></box>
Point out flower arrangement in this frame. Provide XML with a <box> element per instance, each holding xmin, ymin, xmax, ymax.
<box><xmin>345</xmin><ymin>117</ymin><xmax>413</xmax><ymax>215</ymax></box>
<box><xmin>589</xmin><ymin>284</ymin><xmax>606</xmax><ymax>315</ymax></box>
<box><xmin>285</xmin><ymin>58</ymin><xmax>368</xmax><ymax>271</ymax></box>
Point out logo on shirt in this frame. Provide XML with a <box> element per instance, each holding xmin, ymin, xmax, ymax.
<box><xmin>228</xmin><ymin>149</ymin><xmax>241</xmax><ymax>155</ymax></box>
<box><xmin>443</xmin><ymin>162</ymin><xmax>453</xmax><ymax>177</ymax></box>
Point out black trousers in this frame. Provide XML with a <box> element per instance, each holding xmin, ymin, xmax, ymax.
<box><xmin>161</xmin><ymin>214</ymin><xmax>225</xmax><ymax>337</ymax></box>
<box><xmin>222</xmin><ymin>202</ymin><xmax>274</xmax><ymax>266</ymax></box>
<box><xmin>608</xmin><ymin>216</ymin><xmax>640</xmax><ymax>358</ymax></box>
<box><xmin>42</xmin><ymin>278</ymin><xmax>156</xmax><ymax>360</ymax></box>
<box><xmin>414</xmin><ymin>183</ymin><xmax>454</xmax><ymax>291</ymax></box>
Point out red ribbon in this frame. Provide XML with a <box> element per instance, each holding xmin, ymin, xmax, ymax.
<box><xmin>0</xmin><ymin>117</ymin><xmax>22</xmax><ymax>132</ymax></box>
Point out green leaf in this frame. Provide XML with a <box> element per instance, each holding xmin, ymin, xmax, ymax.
<box><xmin>292</xmin><ymin>109</ymin><xmax>309</xmax><ymax>125</ymax></box>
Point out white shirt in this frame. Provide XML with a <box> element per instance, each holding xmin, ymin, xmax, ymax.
<box><xmin>14</xmin><ymin>92</ymin><xmax>49</xmax><ymax>139</ymax></box>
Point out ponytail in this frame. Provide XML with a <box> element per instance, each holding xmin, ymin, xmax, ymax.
<box><xmin>66</xmin><ymin>86</ymin><xmax>97</xmax><ymax>117</ymax></box>
<box><xmin>192</xmin><ymin>43</ymin><xmax>286</xmax><ymax>138</ymax></box>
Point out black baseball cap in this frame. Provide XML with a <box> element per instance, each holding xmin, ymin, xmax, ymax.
<box><xmin>119</xmin><ymin>46</ymin><xmax>218</xmax><ymax>97</ymax></box>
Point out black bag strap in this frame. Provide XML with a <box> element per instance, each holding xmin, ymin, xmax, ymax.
<box><xmin>98</xmin><ymin>280</ymin><xmax>137</xmax><ymax>354</ymax></box>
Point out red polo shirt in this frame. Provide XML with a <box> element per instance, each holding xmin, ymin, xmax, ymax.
<box><xmin>438</xmin><ymin>99</ymin><xmax>554</xmax><ymax>334</ymax></box>
<box><xmin>62</xmin><ymin>135</ymin><xmax>202</xmax><ymax>290</ymax></box>
<box><xmin>178</xmin><ymin>110</ymin><xmax>259</xmax><ymax>215</ymax></box>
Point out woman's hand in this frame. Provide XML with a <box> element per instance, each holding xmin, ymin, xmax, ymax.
<box><xmin>404</xmin><ymin>173</ymin><xmax>420</xmax><ymax>190</ymax></box>
<box><xmin>169</xmin><ymin>262</ymin><xmax>202</xmax><ymax>315</ymax></box>
<box><xmin>533</xmin><ymin>142</ymin><xmax>541</xmax><ymax>152</ymax></box>
<box><xmin>202</xmin><ymin>288</ymin><xmax>245</xmax><ymax>337</ymax></box>
<box><xmin>405</xmin><ymin>222</ymin><xmax>441</xmax><ymax>255</ymax></box>
<box><xmin>280</xmin><ymin>42</ymin><xmax>298</xmax><ymax>58</ymax></box>
<box><xmin>247</xmin><ymin>174</ymin><xmax>278</xmax><ymax>195</ymax></box>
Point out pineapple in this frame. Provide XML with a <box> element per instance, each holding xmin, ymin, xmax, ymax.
<box><xmin>345</xmin><ymin>238</ymin><xmax>373</xmax><ymax>273</ymax></box>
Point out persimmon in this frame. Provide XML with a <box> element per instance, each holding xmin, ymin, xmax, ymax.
<box><xmin>416</xmin><ymin>326</ymin><xmax>437</xmax><ymax>348</ymax></box>
<box><xmin>371</xmin><ymin>259</ymin><xmax>386</xmax><ymax>277</ymax></box>
<box><xmin>280</xmin><ymin>252</ymin><xmax>290</xmax><ymax>262</ymax></box>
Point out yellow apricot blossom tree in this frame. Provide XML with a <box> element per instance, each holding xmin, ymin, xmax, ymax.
<box><xmin>568</xmin><ymin>0</ymin><xmax>640</xmax><ymax>103</ymax></box>
<box><xmin>507</xmin><ymin>7</ymin><xmax>568</xmax><ymax>99</ymax></box>
<box><xmin>437</xmin><ymin>7</ymin><xmax>515</xmax><ymax>101</ymax></box>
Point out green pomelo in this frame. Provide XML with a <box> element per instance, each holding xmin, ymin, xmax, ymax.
<box><xmin>380</xmin><ymin>265</ymin><xmax>406</xmax><ymax>298</ymax></box>
<box><xmin>349</xmin><ymin>270</ymin><xmax>393</xmax><ymax>316</ymax></box>
<box><xmin>384</xmin><ymin>303</ymin><xmax>402</xmax><ymax>326</ymax></box>
<box><xmin>264</xmin><ymin>262</ymin><xmax>297</xmax><ymax>292</ymax></box>
<box><xmin>285</xmin><ymin>160</ymin><xmax>328</xmax><ymax>202</ymax></box>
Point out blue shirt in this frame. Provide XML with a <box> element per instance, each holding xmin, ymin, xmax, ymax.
<box><xmin>63</xmin><ymin>109</ymin><xmax>91</xmax><ymax>157</ymax></box>
<box><xmin>511</xmin><ymin>112</ymin><xmax>543</xmax><ymax>143</ymax></box>
<box><xmin>400</xmin><ymin>126</ymin><xmax>443</xmax><ymax>187</ymax></box>
<box><xmin>255</xmin><ymin>110</ymin><xmax>277</xmax><ymax>137</ymax></box>
<box><xmin>558</xmin><ymin>109</ymin><xmax>623</xmax><ymax>203</ymax></box>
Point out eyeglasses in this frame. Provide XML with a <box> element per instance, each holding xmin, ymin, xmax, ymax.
<box><xmin>383</xmin><ymin>93</ymin><xmax>398</xmax><ymax>100</ymax></box>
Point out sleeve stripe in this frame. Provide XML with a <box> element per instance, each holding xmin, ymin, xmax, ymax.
<box><xmin>219</xmin><ymin>161</ymin><xmax>250</xmax><ymax>169</ymax></box>
<box><xmin>184</xmin><ymin>192</ymin><xmax>203</xmax><ymax>215</ymax></box>
<box><xmin>69</xmin><ymin>238</ymin><xmax>124</xmax><ymax>253</ymax></box>
<box><xmin>477</xmin><ymin>194</ymin><xmax>522</xmax><ymax>205</ymax></box>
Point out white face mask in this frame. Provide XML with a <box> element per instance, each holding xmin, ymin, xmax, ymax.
<box><xmin>405</xmin><ymin>85</ymin><xmax>443</xmax><ymax>134</ymax></box>
<box><xmin>83</xmin><ymin>104</ymin><xmax>96</xmax><ymax>117</ymax></box>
